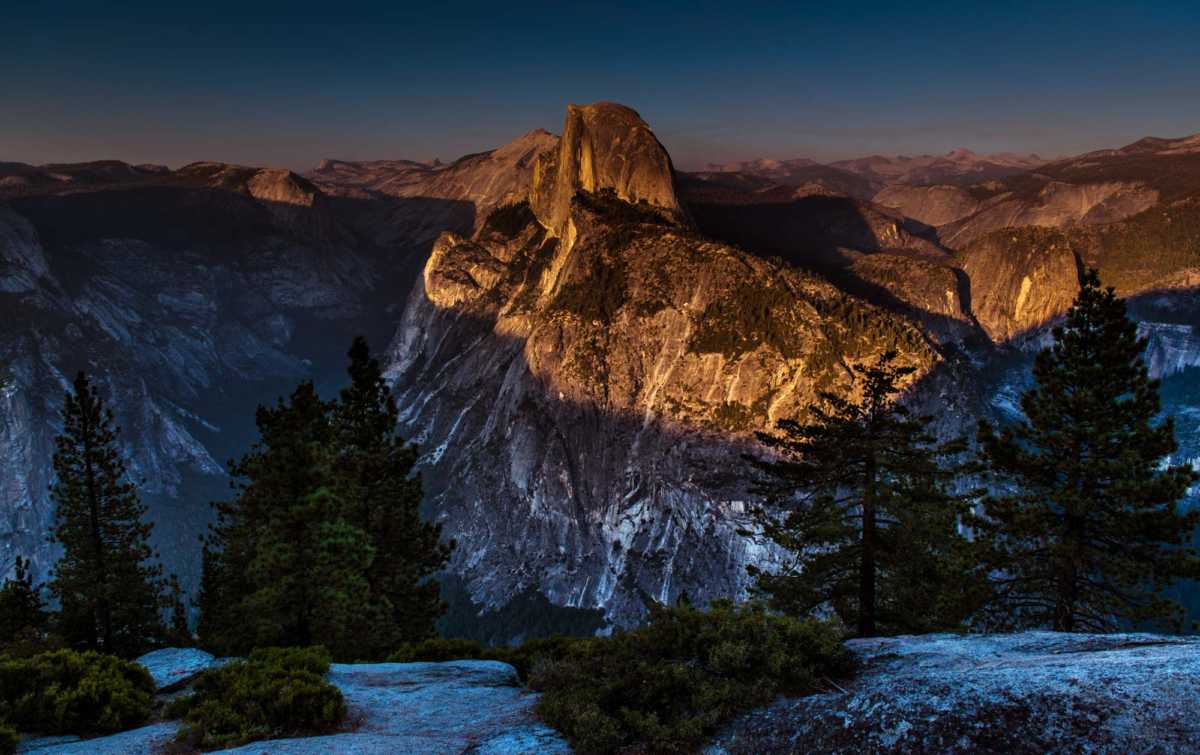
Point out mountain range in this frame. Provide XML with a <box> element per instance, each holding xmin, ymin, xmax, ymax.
<box><xmin>2</xmin><ymin>103</ymin><xmax>1197</xmax><ymax>636</ymax></box>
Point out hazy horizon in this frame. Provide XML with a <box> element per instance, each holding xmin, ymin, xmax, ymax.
<box><xmin>4</xmin><ymin>0</ymin><xmax>1199</xmax><ymax>172</ymax></box>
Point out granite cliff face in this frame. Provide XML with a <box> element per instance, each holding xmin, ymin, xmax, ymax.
<box><xmin>878</xmin><ymin>179</ymin><xmax>1160</xmax><ymax>248</ymax></box>
<box><xmin>385</xmin><ymin>103</ymin><xmax>935</xmax><ymax>627</ymax></box>
<box><xmin>0</xmin><ymin>166</ymin><xmax>378</xmax><ymax>589</ymax></box>
<box><xmin>958</xmin><ymin>228</ymin><xmax>1082</xmax><ymax>343</ymax></box>
<box><xmin>383</xmin><ymin>109</ymin><xmax>1200</xmax><ymax>630</ymax></box>
<box><xmin>529</xmin><ymin>103</ymin><xmax>687</xmax><ymax>241</ymax></box>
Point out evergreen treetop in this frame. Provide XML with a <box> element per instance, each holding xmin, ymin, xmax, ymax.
<box><xmin>976</xmin><ymin>269</ymin><xmax>1200</xmax><ymax>632</ymax></box>
<box><xmin>0</xmin><ymin>556</ymin><xmax>47</xmax><ymax>642</ymax></box>
<box><xmin>746</xmin><ymin>350</ymin><xmax>986</xmax><ymax>636</ymax></box>
<box><xmin>47</xmin><ymin>371</ymin><xmax>169</xmax><ymax>657</ymax></box>
<box><xmin>199</xmin><ymin>338</ymin><xmax>452</xmax><ymax>659</ymax></box>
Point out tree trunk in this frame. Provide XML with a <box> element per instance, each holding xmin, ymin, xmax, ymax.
<box><xmin>82</xmin><ymin>415</ymin><xmax>112</xmax><ymax>651</ymax></box>
<box><xmin>860</xmin><ymin>458</ymin><xmax>877</xmax><ymax>637</ymax></box>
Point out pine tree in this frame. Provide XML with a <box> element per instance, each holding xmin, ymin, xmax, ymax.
<box><xmin>976</xmin><ymin>270</ymin><xmax>1200</xmax><ymax>632</ymax></box>
<box><xmin>745</xmin><ymin>351</ymin><xmax>985</xmax><ymax>636</ymax></box>
<box><xmin>332</xmin><ymin>337</ymin><xmax>453</xmax><ymax>650</ymax></box>
<box><xmin>199</xmin><ymin>382</ymin><xmax>375</xmax><ymax>657</ymax></box>
<box><xmin>0</xmin><ymin>557</ymin><xmax>47</xmax><ymax>641</ymax></box>
<box><xmin>47</xmin><ymin>372</ymin><xmax>168</xmax><ymax>657</ymax></box>
<box><xmin>199</xmin><ymin>340</ymin><xmax>454</xmax><ymax>659</ymax></box>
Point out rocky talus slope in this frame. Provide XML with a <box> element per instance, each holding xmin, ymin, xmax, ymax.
<box><xmin>386</xmin><ymin>102</ymin><xmax>934</xmax><ymax>627</ymax></box>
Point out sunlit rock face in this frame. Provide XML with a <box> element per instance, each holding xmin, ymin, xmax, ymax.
<box><xmin>530</xmin><ymin>102</ymin><xmax>688</xmax><ymax>241</ymax></box>
<box><xmin>879</xmin><ymin>180</ymin><xmax>1159</xmax><ymax>249</ymax></box>
<box><xmin>386</xmin><ymin>104</ymin><xmax>935</xmax><ymax>628</ymax></box>
<box><xmin>959</xmin><ymin>228</ymin><xmax>1081</xmax><ymax>343</ymax></box>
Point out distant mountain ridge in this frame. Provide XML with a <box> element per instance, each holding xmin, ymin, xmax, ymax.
<box><xmin>2</xmin><ymin>112</ymin><xmax>1198</xmax><ymax>634</ymax></box>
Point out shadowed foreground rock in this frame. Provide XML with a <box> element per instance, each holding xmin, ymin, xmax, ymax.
<box><xmin>135</xmin><ymin>647</ymin><xmax>224</xmax><ymax>691</ymax></box>
<box><xmin>708</xmin><ymin>631</ymin><xmax>1200</xmax><ymax>754</ymax></box>
<box><xmin>19</xmin><ymin>659</ymin><xmax>568</xmax><ymax>754</ymax></box>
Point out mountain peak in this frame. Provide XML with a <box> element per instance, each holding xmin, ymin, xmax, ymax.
<box><xmin>529</xmin><ymin>102</ymin><xmax>686</xmax><ymax>239</ymax></box>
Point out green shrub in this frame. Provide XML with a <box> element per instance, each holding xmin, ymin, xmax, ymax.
<box><xmin>387</xmin><ymin>637</ymin><xmax>490</xmax><ymax>663</ymax></box>
<box><xmin>0</xmin><ymin>649</ymin><xmax>154</xmax><ymax>736</ymax></box>
<box><xmin>0</xmin><ymin>723</ymin><xmax>16</xmax><ymax>755</ymax></box>
<box><xmin>529</xmin><ymin>600</ymin><xmax>853</xmax><ymax>754</ymax></box>
<box><xmin>387</xmin><ymin>635</ymin><xmax>583</xmax><ymax>681</ymax></box>
<box><xmin>492</xmin><ymin>635</ymin><xmax>583</xmax><ymax>680</ymax></box>
<box><xmin>170</xmin><ymin>645</ymin><xmax>345</xmax><ymax>751</ymax></box>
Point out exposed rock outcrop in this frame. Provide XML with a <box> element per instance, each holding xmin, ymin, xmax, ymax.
<box><xmin>386</xmin><ymin>107</ymin><xmax>934</xmax><ymax>628</ymax></box>
<box><xmin>710</xmin><ymin>631</ymin><xmax>1200</xmax><ymax>754</ymax></box>
<box><xmin>877</xmin><ymin>180</ymin><xmax>1159</xmax><ymax>249</ymax></box>
<box><xmin>529</xmin><ymin>102</ymin><xmax>687</xmax><ymax>240</ymax></box>
<box><xmin>873</xmin><ymin>183</ymin><xmax>985</xmax><ymax>227</ymax></box>
<box><xmin>135</xmin><ymin>647</ymin><xmax>224</xmax><ymax>691</ymax></box>
<box><xmin>958</xmin><ymin>227</ymin><xmax>1081</xmax><ymax>343</ymax></box>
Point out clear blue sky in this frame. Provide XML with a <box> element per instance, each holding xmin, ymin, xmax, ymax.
<box><xmin>3</xmin><ymin>0</ymin><xmax>1199</xmax><ymax>170</ymax></box>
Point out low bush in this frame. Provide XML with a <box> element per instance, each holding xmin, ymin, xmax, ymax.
<box><xmin>387</xmin><ymin>635</ymin><xmax>583</xmax><ymax>681</ymax></box>
<box><xmin>169</xmin><ymin>645</ymin><xmax>345</xmax><ymax>751</ymax></box>
<box><xmin>0</xmin><ymin>649</ymin><xmax>154</xmax><ymax>736</ymax></box>
<box><xmin>529</xmin><ymin>600</ymin><xmax>853</xmax><ymax>754</ymax></box>
<box><xmin>0</xmin><ymin>723</ymin><xmax>16</xmax><ymax>755</ymax></box>
<box><xmin>387</xmin><ymin>637</ymin><xmax>490</xmax><ymax>663</ymax></box>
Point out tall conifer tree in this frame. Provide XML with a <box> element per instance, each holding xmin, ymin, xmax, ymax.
<box><xmin>976</xmin><ymin>270</ymin><xmax>1200</xmax><ymax>631</ymax></box>
<box><xmin>746</xmin><ymin>351</ymin><xmax>985</xmax><ymax>636</ymax></box>
<box><xmin>48</xmin><ymin>372</ymin><xmax>168</xmax><ymax>657</ymax></box>
<box><xmin>332</xmin><ymin>337</ymin><xmax>452</xmax><ymax>648</ymax></box>
<box><xmin>199</xmin><ymin>382</ymin><xmax>379</xmax><ymax>657</ymax></box>
<box><xmin>200</xmin><ymin>338</ymin><xmax>452</xmax><ymax>659</ymax></box>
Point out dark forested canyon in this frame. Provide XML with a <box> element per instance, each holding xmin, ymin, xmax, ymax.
<box><xmin>2</xmin><ymin>103</ymin><xmax>1198</xmax><ymax>635</ymax></box>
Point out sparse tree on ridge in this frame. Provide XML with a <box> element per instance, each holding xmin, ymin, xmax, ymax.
<box><xmin>745</xmin><ymin>351</ymin><xmax>986</xmax><ymax>637</ymax></box>
<box><xmin>47</xmin><ymin>371</ymin><xmax>170</xmax><ymax>657</ymax></box>
<box><xmin>975</xmin><ymin>269</ymin><xmax>1200</xmax><ymax>632</ymax></box>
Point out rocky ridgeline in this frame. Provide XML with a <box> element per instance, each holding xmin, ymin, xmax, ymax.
<box><xmin>19</xmin><ymin>632</ymin><xmax>1200</xmax><ymax>753</ymax></box>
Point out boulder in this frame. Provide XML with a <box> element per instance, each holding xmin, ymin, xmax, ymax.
<box><xmin>709</xmin><ymin>631</ymin><xmax>1200</xmax><ymax>754</ymax></box>
<box><xmin>135</xmin><ymin>646</ymin><xmax>222</xmax><ymax>691</ymax></box>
